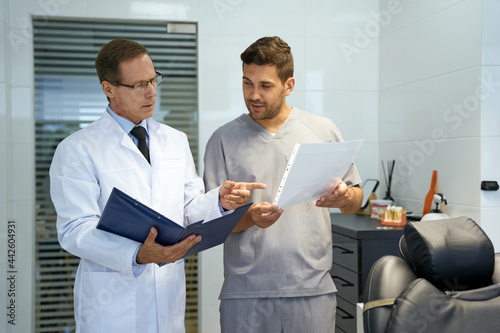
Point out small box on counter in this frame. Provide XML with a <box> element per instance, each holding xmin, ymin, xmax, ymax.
<box><xmin>370</xmin><ymin>200</ymin><xmax>393</xmax><ymax>219</ymax></box>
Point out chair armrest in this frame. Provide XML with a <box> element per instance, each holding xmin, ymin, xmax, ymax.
<box><xmin>363</xmin><ymin>255</ymin><xmax>418</xmax><ymax>333</ymax></box>
<box><xmin>493</xmin><ymin>253</ymin><xmax>500</xmax><ymax>285</ymax></box>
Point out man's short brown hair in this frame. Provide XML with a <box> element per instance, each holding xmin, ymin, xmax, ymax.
<box><xmin>240</xmin><ymin>36</ymin><xmax>294</xmax><ymax>84</ymax></box>
<box><xmin>95</xmin><ymin>38</ymin><xmax>150</xmax><ymax>84</ymax></box>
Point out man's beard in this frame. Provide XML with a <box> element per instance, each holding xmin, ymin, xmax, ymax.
<box><xmin>246</xmin><ymin>89</ymin><xmax>285</xmax><ymax>121</ymax></box>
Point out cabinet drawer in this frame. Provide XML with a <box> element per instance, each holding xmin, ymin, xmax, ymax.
<box><xmin>336</xmin><ymin>295</ymin><xmax>356</xmax><ymax>333</ymax></box>
<box><xmin>331</xmin><ymin>264</ymin><xmax>358</xmax><ymax>303</ymax></box>
<box><xmin>335</xmin><ymin>325</ymin><xmax>347</xmax><ymax>333</ymax></box>
<box><xmin>332</xmin><ymin>232</ymin><xmax>358</xmax><ymax>272</ymax></box>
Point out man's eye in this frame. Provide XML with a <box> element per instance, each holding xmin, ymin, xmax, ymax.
<box><xmin>262</xmin><ymin>85</ymin><xmax>271</xmax><ymax>89</ymax></box>
<box><xmin>134</xmin><ymin>81</ymin><xmax>148</xmax><ymax>89</ymax></box>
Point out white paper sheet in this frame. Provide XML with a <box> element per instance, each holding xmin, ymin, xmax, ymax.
<box><xmin>273</xmin><ymin>140</ymin><xmax>364</xmax><ymax>209</ymax></box>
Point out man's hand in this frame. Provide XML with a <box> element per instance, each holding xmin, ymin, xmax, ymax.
<box><xmin>219</xmin><ymin>180</ymin><xmax>267</xmax><ymax>210</ymax></box>
<box><xmin>233</xmin><ymin>202</ymin><xmax>284</xmax><ymax>232</ymax></box>
<box><xmin>315</xmin><ymin>182</ymin><xmax>363</xmax><ymax>215</ymax></box>
<box><xmin>136</xmin><ymin>227</ymin><xmax>201</xmax><ymax>264</ymax></box>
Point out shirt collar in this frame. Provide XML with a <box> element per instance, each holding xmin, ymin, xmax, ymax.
<box><xmin>106</xmin><ymin>105</ymin><xmax>149</xmax><ymax>134</ymax></box>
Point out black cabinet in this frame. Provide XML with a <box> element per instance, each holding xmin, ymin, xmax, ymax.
<box><xmin>331</xmin><ymin>214</ymin><xmax>404</xmax><ymax>333</ymax></box>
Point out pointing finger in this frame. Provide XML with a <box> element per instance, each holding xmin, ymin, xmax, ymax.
<box><xmin>242</xmin><ymin>182</ymin><xmax>267</xmax><ymax>190</ymax></box>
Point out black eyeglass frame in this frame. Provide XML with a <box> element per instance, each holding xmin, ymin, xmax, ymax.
<box><xmin>111</xmin><ymin>71</ymin><xmax>163</xmax><ymax>90</ymax></box>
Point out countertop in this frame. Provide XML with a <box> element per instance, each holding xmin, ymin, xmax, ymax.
<box><xmin>330</xmin><ymin>213</ymin><xmax>405</xmax><ymax>240</ymax></box>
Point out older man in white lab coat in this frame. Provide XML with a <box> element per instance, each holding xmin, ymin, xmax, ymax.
<box><xmin>49</xmin><ymin>38</ymin><xmax>263</xmax><ymax>333</ymax></box>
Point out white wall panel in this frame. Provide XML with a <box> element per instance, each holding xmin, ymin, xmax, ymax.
<box><xmin>480</xmin><ymin>0</ymin><xmax>500</xmax><ymax>256</ymax></box>
<box><xmin>199</xmin><ymin>0</ymin><xmax>305</xmax><ymax>37</ymax></box>
<box><xmin>11</xmin><ymin>144</ymin><xmax>33</xmax><ymax>202</ymax></box>
<box><xmin>480</xmin><ymin>66</ymin><xmax>500</xmax><ymax>137</ymax></box>
<box><xmin>380</xmin><ymin>0</ymin><xmax>482</xmax><ymax>89</ymax></box>
<box><xmin>480</xmin><ymin>207</ymin><xmax>500</xmax><ymax>252</ymax></box>
<box><xmin>305</xmin><ymin>0</ymin><xmax>380</xmax><ymax>38</ymax></box>
<box><xmin>380</xmin><ymin>68</ymin><xmax>483</xmax><ymax>143</ymax></box>
<box><xmin>198</xmin><ymin>88</ymin><xmax>246</xmax><ymax>167</ymax></box>
<box><xmin>199</xmin><ymin>246</ymin><xmax>224</xmax><ymax>304</ymax></box>
<box><xmin>0</xmin><ymin>143</ymin><xmax>6</xmax><ymax>203</ymax></box>
<box><xmin>86</xmin><ymin>0</ymin><xmax>200</xmax><ymax>21</ymax></box>
<box><xmin>0</xmin><ymin>82</ymin><xmax>6</xmax><ymax>143</ymax></box>
<box><xmin>283</xmin><ymin>87</ymin><xmax>307</xmax><ymax>117</ymax></box>
<box><xmin>0</xmin><ymin>8</ymin><xmax>8</xmax><ymax>332</ymax></box>
<box><xmin>381</xmin><ymin>137</ymin><xmax>481</xmax><ymax>210</ymax></box>
<box><xmin>11</xmin><ymin>87</ymin><xmax>33</xmax><ymax>144</ymax></box>
<box><xmin>379</xmin><ymin>0</ymin><xmax>468</xmax><ymax>35</ymax></box>
<box><xmin>0</xmin><ymin>20</ymin><xmax>6</xmax><ymax>83</ymax></box>
<box><xmin>352</xmin><ymin>143</ymin><xmax>380</xmax><ymax>184</ymax></box>
<box><xmin>378</xmin><ymin>0</ymin><xmax>491</xmax><ymax>228</ymax></box>
<box><xmin>306</xmin><ymin>91</ymin><xmax>378</xmax><ymax>142</ymax></box>
<box><xmin>7</xmin><ymin>27</ymin><xmax>32</xmax><ymax>87</ymax></box>
<box><xmin>199</xmin><ymin>245</ymin><xmax>223</xmax><ymax>333</ymax></box>
<box><xmin>8</xmin><ymin>0</ymin><xmax>87</xmax><ymax>29</ymax></box>
<box><xmin>198</xmin><ymin>35</ymin><xmax>250</xmax><ymax>92</ymax></box>
<box><xmin>285</xmin><ymin>37</ymin><xmax>307</xmax><ymax>91</ymax></box>
<box><xmin>198</xmin><ymin>35</ymin><xmax>307</xmax><ymax>93</ymax></box>
<box><xmin>305</xmin><ymin>90</ymin><xmax>379</xmax><ymax>183</ymax></box>
<box><xmin>0</xmin><ymin>208</ymin><xmax>5</xmax><ymax>333</ymax></box>
<box><xmin>445</xmin><ymin>203</ymin><xmax>481</xmax><ymax>227</ymax></box>
<box><xmin>481</xmin><ymin>137</ymin><xmax>500</xmax><ymax>207</ymax></box>
<box><xmin>305</xmin><ymin>37</ymin><xmax>378</xmax><ymax>91</ymax></box>
<box><xmin>482</xmin><ymin>0</ymin><xmax>500</xmax><ymax>66</ymax></box>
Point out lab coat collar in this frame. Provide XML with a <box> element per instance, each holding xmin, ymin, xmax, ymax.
<box><xmin>101</xmin><ymin>111</ymin><xmax>166</xmax><ymax>165</ymax></box>
<box><xmin>106</xmin><ymin>105</ymin><xmax>150</xmax><ymax>135</ymax></box>
<box><xmin>98</xmin><ymin>111</ymin><xmax>143</xmax><ymax>159</ymax></box>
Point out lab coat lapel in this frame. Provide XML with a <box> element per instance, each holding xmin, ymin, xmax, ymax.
<box><xmin>100</xmin><ymin>111</ymin><xmax>139</xmax><ymax>155</ymax></box>
<box><xmin>120</xmin><ymin>132</ymin><xmax>141</xmax><ymax>156</ymax></box>
<box><xmin>146</xmin><ymin>118</ymin><xmax>167</xmax><ymax>163</ymax></box>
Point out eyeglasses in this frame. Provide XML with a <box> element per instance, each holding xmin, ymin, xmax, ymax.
<box><xmin>112</xmin><ymin>71</ymin><xmax>163</xmax><ymax>91</ymax></box>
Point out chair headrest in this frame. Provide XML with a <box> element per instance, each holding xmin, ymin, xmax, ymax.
<box><xmin>401</xmin><ymin>216</ymin><xmax>495</xmax><ymax>291</ymax></box>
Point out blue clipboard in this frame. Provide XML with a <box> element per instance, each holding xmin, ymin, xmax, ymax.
<box><xmin>97</xmin><ymin>187</ymin><xmax>252</xmax><ymax>258</ymax></box>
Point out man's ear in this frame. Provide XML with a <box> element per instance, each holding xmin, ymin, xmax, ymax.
<box><xmin>285</xmin><ymin>77</ymin><xmax>295</xmax><ymax>96</ymax></box>
<box><xmin>102</xmin><ymin>81</ymin><xmax>114</xmax><ymax>99</ymax></box>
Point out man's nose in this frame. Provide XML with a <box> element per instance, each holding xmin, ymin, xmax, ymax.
<box><xmin>146</xmin><ymin>81</ymin><xmax>157</xmax><ymax>96</ymax></box>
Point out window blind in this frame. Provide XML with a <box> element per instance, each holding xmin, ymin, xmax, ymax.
<box><xmin>33</xmin><ymin>17</ymin><xmax>199</xmax><ymax>333</ymax></box>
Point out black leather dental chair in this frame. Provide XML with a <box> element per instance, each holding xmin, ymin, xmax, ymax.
<box><xmin>363</xmin><ymin>216</ymin><xmax>500</xmax><ymax>333</ymax></box>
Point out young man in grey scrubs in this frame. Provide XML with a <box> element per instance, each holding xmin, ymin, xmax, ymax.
<box><xmin>203</xmin><ymin>36</ymin><xmax>364</xmax><ymax>333</ymax></box>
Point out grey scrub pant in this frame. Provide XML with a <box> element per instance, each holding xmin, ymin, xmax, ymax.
<box><xmin>220</xmin><ymin>293</ymin><xmax>337</xmax><ymax>333</ymax></box>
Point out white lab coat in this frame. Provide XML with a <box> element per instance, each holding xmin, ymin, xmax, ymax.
<box><xmin>49</xmin><ymin>112</ymin><xmax>221</xmax><ymax>333</ymax></box>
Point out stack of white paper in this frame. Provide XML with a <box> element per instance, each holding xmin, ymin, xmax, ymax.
<box><xmin>273</xmin><ymin>140</ymin><xmax>364</xmax><ymax>209</ymax></box>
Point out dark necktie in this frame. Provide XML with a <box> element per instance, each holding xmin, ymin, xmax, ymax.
<box><xmin>130</xmin><ymin>126</ymin><xmax>150</xmax><ymax>164</ymax></box>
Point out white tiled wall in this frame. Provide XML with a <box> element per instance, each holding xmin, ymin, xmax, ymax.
<box><xmin>379</xmin><ymin>0</ymin><xmax>500</xmax><ymax>251</ymax></box>
<box><xmin>1</xmin><ymin>1</ymin><xmax>11</xmax><ymax>332</ymax></box>
<box><xmin>480</xmin><ymin>0</ymin><xmax>500</xmax><ymax>247</ymax></box>
<box><xmin>1</xmin><ymin>0</ymin><xmax>499</xmax><ymax>332</ymax></box>
<box><xmin>379</xmin><ymin>0</ymin><xmax>468</xmax><ymax>34</ymax></box>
